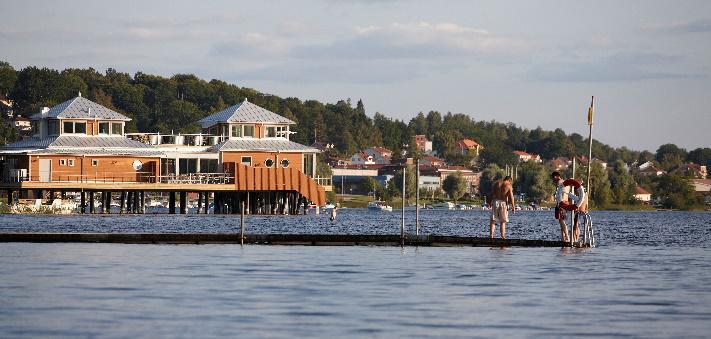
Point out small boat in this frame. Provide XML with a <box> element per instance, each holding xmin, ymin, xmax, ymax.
<box><xmin>368</xmin><ymin>201</ymin><xmax>393</xmax><ymax>212</ymax></box>
<box><xmin>432</xmin><ymin>202</ymin><xmax>455</xmax><ymax>210</ymax></box>
<box><xmin>11</xmin><ymin>199</ymin><xmax>78</xmax><ymax>214</ymax></box>
<box><xmin>324</xmin><ymin>203</ymin><xmax>336</xmax><ymax>209</ymax></box>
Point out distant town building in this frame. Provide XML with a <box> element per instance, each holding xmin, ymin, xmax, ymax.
<box><xmin>435</xmin><ymin>166</ymin><xmax>481</xmax><ymax>196</ymax></box>
<box><xmin>690</xmin><ymin>179</ymin><xmax>711</xmax><ymax>204</ymax></box>
<box><xmin>457</xmin><ymin>139</ymin><xmax>483</xmax><ymax>157</ymax></box>
<box><xmin>6</xmin><ymin>116</ymin><xmax>32</xmax><ymax>135</ymax></box>
<box><xmin>513</xmin><ymin>150</ymin><xmax>542</xmax><ymax>163</ymax></box>
<box><xmin>419</xmin><ymin>155</ymin><xmax>446</xmax><ymax>168</ymax></box>
<box><xmin>549</xmin><ymin>157</ymin><xmax>571</xmax><ymax>171</ymax></box>
<box><xmin>638</xmin><ymin>161</ymin><xmax>654</xmax><ymax>171</ymax></box>
<box><xmin>674</xmin><ymin>163</ymin><xmax>707</xmax><ymax>179</ymax></box>
<box><xmin>413</xmin><ymin>135</ymin><xmax>433</xmax><ymax>153</ymax></box>
<box><xmin>364</xmin><ymin>146</ymin><xmax>393</xmax><ymax>164</ymax></box>
<box><xmin>633</xmin><ymin>186</ymin><xmax>652</xmax><ymax>203</ymax></box>
<box><xmin>639</xmin><ymin>165</ymin><xmax>665</xmax><ymax>177</ymax></box>
<box><xmin>0</xmin><ymin>99</ymin><xmax>12</xmax><ymax>118</ymax></box>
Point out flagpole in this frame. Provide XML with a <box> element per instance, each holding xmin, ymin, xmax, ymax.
<box><xmin>585</xmin><ymin>96</ymin><xmax>594</xmax><ymax>246</ymax></box>
<box><xmin>586</xmin><ymin>96</ymin><xmax>594</xmax><ymax>193</ymax></box>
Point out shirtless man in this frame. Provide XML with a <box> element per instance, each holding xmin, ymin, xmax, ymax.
<box><xmin>551</xmin><ymin>171</ymin><xmax>587</xmax><ymax>243</ymax></box>
<box><xmin>489</xmin><ymin>176</ymin><xmax>515</xmax><ymax>239</ymax></box>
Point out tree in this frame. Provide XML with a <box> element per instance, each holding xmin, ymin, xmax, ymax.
<box><xmin>516</xmin><ymin>161</ymin><xmax>549</xmax><ymax>203</ymax></box>
<box><xmin>687</xmin><ymin>147</ymin><xmax>711</xmax><ymax>168</ymax></box>
<box><xmin>653</xmin><ymin>174</ymin><xmax>697</xmax><ymax>210</ymax></box>
<box><xmin>362</xmin><ymin>177</ymin><xmax>381</xmax><ymax>195</ymax></box>
<box><xmin>576</xmin><ymin>161</ymin><xmax>612</xmax><ymax>208</ymax></box>
<box><xmin>480</xmin><ymin>143</ymin><xmax>516</xmax><ymax>167</ymax></box>
<box><xmin>608</xmin><ymin>160</ymin><xmax>636</xmax><ymax>204</ymax></box>
<box><xmin>443</xmin><ymin>172</ymin><xmax>467</xmax><ymax>203</ymax></box>
<box><xmin>0</xmin><ymin>61</ymin><xmax>17</xmax><ymax>98</ymax></box>
<box><xmin>655</xmin><ymin>143</ymin><xmax>687</xmax><ymax>171</ymax></box>
<box><xmin>392</xmin><ymin>166</ymin><xmax>417</xmax><ymax>203</ymax></box>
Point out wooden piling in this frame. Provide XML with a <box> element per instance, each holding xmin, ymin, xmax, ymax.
<box><xmin>179</xmin><ymin>192</ymin><xmax>187</xmax><ymax>214</ymax></box>
<box><xmin>169</xmin><ymin>192</ymin><xmax>176</xmax><ymax>214</ymax></box>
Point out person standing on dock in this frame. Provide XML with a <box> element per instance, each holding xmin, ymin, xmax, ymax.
<box><xmin>330</xmin><ymin>203</ymin><xmax>338</xmax><ymax>221</ymax></box>
<box><xmin>489</xmin><ymin>176</ymin><xmax>515</xmax><ymax>239</ymax></box>
<box><xmin>551</xmin><ymin>171</ymin><xmax>586</xmax><ymax>243</ymax></box>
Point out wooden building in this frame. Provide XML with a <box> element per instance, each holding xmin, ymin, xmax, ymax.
<box><xmin>0</xmin><ymin>95</ymin><xmax>326</xmax><ymax>214</ymax></box>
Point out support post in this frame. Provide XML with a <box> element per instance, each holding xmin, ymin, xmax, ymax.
<box><xmin>415</xmin><ymin>159</ymin><xmax>420</xmax><ymax>236</ymax></box>
<box><xmin>80</xmin><ymin>191</ymin><xmax>85</xmax><ymax>214</ymax></box>
<box><xmin>197</xmin><ymin>192</ymin><xmax>203</xmax><ymax>214</ymax></box>
<box><xmin>401</xmin><ymin>165</ymin><xmax>406</xmax><ymax>246</ymax></box>
<box><xmin>179</xmin><ymin>192</ymin><xmax>187</xmax><ymax>214</ymax></box>
<box><xmin>240</xmin><ymin>200</ymin><xmax>245</xmax><ymax>246</ymax></box>
<box><xmin>140</xmin><ymin>191</ymin><xmax>145</xmax><ymax>214</ymax></box>
<box><xmin>119</xmin><ymin>191</ymin><xmax>126</xmax><ymax>214</ymax></box>
<box><xmin>6</xmin><ymin>190</ymin><xmax>12</xmax><ymax>205</ymax></box>
<box><xmin>204</xmin><ymin>192</ymin><xmax>210</xmax><ymax>214</ymax></box>
<box><xmin>127</xmin><ymin>192</ymin><xmax>133</xmax><ymax>213</ymax></box>
<box><xmin>169</xmin><ymin>191</ymin><xmax>176</xmax><ymax>214</ymax></box>
<box><xmin>89</xmin><ymin>191</ymin><xmax>95</xmax><ymax>214</ymax></box>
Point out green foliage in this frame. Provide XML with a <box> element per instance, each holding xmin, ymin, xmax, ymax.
<box><xmin>442</xmin><ymin>171</ymin><xmax>467</xmax><ymax>203</ymax></box>
<box><xmin>608</xmin><ymin>160</ymin><xmax>636</xmax><ymax>204</ymax></box>
<box><xmin>687</xmin><ymin>147</ymin><xmax>711</xmax><ymax>168</ymax></box>
<box><xmin>392</xmin><ymin>166</ymin><xmax>418</xmax><ymax>202</ymax></box>
<box><xmin>2</xmin><ymin>61</ymin><xmax>703</xmax><ymax>172</ymax></box>
<box><xmin>361</xmin><ymin>177</ymin><xmax>381</xmax><ymax>194</ymax></box>
<box><xmin>0</xmin><ymin>61</ymin><xmax>17</xmax><ymax>97</ymax></box>
<box><xmin>655</xmin><ymin>143</ymin><xmax>687</xmax><ymax>171</ymax></box>
<box><xmin>653</xmin><ymin>174</ymin><xmax>697</xmax><ymax>210</ymax></box>
<box><xmin>515</xmin><ymin>161</ymin><xmax>550</xmax><ymax>203</ymax></box>
<box><xmin>576</xmin><ymin>162</ymin><xmax>612</xmax><ymax>208</ymax></box>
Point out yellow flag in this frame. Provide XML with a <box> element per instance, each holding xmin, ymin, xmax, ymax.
<box><xmin>587</xmin><ymin>96</ymin><xmax>594</xmax><ymax>125</ymax></box>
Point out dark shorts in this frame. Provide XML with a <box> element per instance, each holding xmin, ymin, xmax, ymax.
<box><xmin>555</xmin><ymin>204</ymin><xmax>581</xmax><ymax>224</ymax></box>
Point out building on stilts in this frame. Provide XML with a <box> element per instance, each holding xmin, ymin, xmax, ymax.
<box><xmin>0</xmin><ymin>94</ymin><xmax>329</xmax><ymax>215</ymax></box>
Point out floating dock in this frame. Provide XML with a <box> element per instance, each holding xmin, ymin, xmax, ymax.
<box><xmin>0</xmin><ymin>233</ymin><xmax>566</xmax><ymax>247</ymax></box>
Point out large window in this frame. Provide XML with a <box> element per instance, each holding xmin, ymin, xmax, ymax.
<box><xmin>266</xmin><ymin>126</ymin><xmax>287</xmax><ymax>138</ymax></box>
<box><xmin>47</xmin><ymin>120</ymin><xmax>60</xmax><ymax>135</ymax></box>
<box><xmin>243</xmin><ymin>125</ymin><xmax>254</xmax><ymax>138</ymax></box>
<box><xmin>111</xmin><ymin>123</ymin><xmax>123</xmax><ymax>135</ymax></box>
<box><xmin>63</xmin><ymin>121</ymin><xmax>86</xmax><ymax>134</ymax></box>
<box><xmin>179</xmin><ymin>158</ymin><xmax>198</xmax><ymax>174</ymax></box>
<box><xmin>199</xmin><ymin>159</ymin><xmax>218</xmax><ymax>173</ymax></box>
<box><xmin>231</xmin><ymin>125</ymin><xmax>242</xmax><ymax>137</ymax></box>
<box><xmin>99</xmin><ymin>122</ymin><xmax>110</xmax><ymax>134</ymax></box>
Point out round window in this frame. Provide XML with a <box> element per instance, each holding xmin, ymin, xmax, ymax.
<box><xmin>281</xmin><ymin>159</ymin><xmax>290</xmax><ymax>168</ymax></box>
<box><xmin>132</xmin><ymin>160</ymin><xmax>143</xmax><ymax>171</ymax></box>
<box><xmin>264</xmin><ymin>159</ymin><xmax>274</xmax><ymax>167</ymax></box>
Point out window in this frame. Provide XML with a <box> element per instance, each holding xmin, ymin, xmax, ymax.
<box><xmin>221</xmin><ymin>125</ymin><xmax>229</xmax><ymax>137</ymax></box>
<box><xmin>59</xmin><ymin>159</ymin><xmax>66</xmax><ymax>166</ymax></box>
<box><xmin>111</xmin><ymin>123</ymin><xmax>123</xmax><ymax>135</ymax></box>
<box><xmin>243</xmin><ymin>125</ymin><xmax>254</xmax><ymax>138</ymax></box>
<box><xmin>264</xmin><ymin>159</ymin><xmax>274</xmax><ymax>167</ymax></box>
<box><xmin>199</xmin><ymin>159</ymin><xmax>218</xmax><ymax>173</ymax></box>
<box><xmin>48</xmin><ymin>120</ymin><xmax>60</xmax><ymax>136</ymax></box>
<box><xmin>63</xmin><ymin>121</ymin><xmax>86</xmax><ymax>134</ymax></box>
<box><xmin>179</xmin><ymin>158</ymin><xmax>198</xmax><ymax>174</ymax></box>
<box><xmin>75</xmin><ymin>122</ymin><xmax>86</xmax><ymax>134</ymax></box>
<box><xmin>266</xmin><ymin>126</ymin><xmax>286</xmax><ymax>138</ymax></box>
<box><xmin>91</xmin><ymin>159</ymin><xmax>99</xmax><ymax>166</ymax></box>
<box><xmin>241</xmin><ymin>156</ymin><xmax>252</xmax><ymax>166</ymax></box>
<box><xmin>68</xmin><ymin>159</ymin><xmax>75</xmax><ymax>167</ymax></box>
<box><xmin>99</xmin><ymin>122</ymin><xmax>110</xmax><ymax>134</ymax></box>
<box><xmin>231</xmin><ymin>125</ymin><xmax>242</xmax><ymax>137</ymax></box>
<box><xmin>281</xmin><ymin>159</ymin><xmax>290</xmax><ymax>168</ymax></box>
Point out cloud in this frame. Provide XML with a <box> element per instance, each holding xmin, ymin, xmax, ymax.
<box><xmin>293</xmin><ymin>22</ymin><xmax>527</xmax><ymax>60</ymax></box>
<box><xmin>647</xmin><ymin>18</ymin><xmax>711</xmax><ymax>34</ymax></box>
<box><xmin>527</xmin><ymin>52</ymin><xmax>698</xmax><ymax>82</ymax></box>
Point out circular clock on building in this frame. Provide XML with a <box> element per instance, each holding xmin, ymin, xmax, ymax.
<box><xmin>132</xmin><ymin>160</ymin><xmax>143</xmax><ymax>171</ymax></box>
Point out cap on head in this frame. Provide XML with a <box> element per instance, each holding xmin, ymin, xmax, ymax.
<box><xmin>551</xmin><ymin>171</ymin><xmax>561</xmax><ymax>179</ymax></box>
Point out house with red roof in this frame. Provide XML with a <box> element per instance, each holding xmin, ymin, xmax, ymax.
<box><xmin>513</xmin><ymin>150</ymin><xmax>542</xmax><ymax>163</ymax></box>
<box><xmin>633</xmin><ymin>186</ymin><xmax>652</xmax><ymax>203</ymax></box>
<box><xmin>457</xmin><ymin>139</ymin><xmax>483</xmax><ymax>157</ymax></box>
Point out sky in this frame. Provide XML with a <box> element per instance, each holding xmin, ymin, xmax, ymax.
<box><xmin>2</xmin><ymin>0</ymin><xmax>710</xmax><ymax>152</ymax></box>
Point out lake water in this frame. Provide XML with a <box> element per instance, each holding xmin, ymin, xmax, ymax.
<box><xmin>1</xmin><ymin>210</ymin><xmax>710</xmax><ymax>337</ymax></box>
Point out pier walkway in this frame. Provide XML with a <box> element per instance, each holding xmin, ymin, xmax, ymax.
<box><xmin>0</xmin><ymin>233</ymin><xmax>565</xmax><ymax>247</ymax></box>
